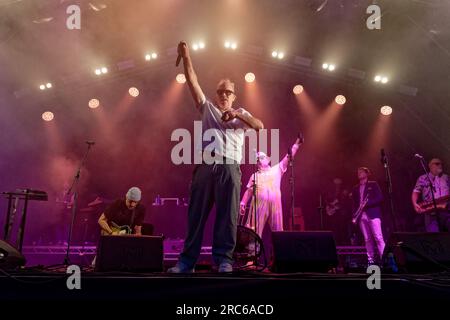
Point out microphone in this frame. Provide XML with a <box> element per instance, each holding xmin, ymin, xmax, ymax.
<box><xmin>414</xmin><ymin>153</ymin><xmax>424</xmax><ymax>159</ymax></box>
<box><xmin>86</xmin><ymin>141</ymin><xmax>95</xmax><ymax>145</ymax></box>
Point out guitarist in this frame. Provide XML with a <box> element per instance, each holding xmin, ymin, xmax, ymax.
<box><xmin>351</xmin><ymin>167</ymin><xmax>385</xmax><ymax>265</ymax></box>
<box><xmin>412</xmin><ymin>158</ymin><xmax>450</xmax><ymax>232</ymax></box>
<box><xmin>98</xmin><ymin>187</ymin><xmax>146</xmax><ymax>236</ymax></box>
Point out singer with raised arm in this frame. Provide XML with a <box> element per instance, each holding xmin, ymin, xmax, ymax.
<box><xmin>240</xmin><ymin>136</ymin><xmax>302</xmax><ymax>238</ymax></box>
<box><xmin>351</xmin><ymin>167</ymin><xmax>385</xmax><ymax>266</ymax></box>
<box><xmin>168</xmin><ymin>41</ymin><xmax>264</xmax><ymax>274</ymax></box>
<box><xmin>412</xmin><ymin>158</ymin><xmax>450</xmax><ymax>232</ymax></box>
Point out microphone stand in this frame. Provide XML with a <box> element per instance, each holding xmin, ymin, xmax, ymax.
<box><xmin>381</xmin><ymin>150</ymin><xmax>398</xmax><ymax>232</ymax></box>
<box><xmin>318</xmin><ymin>194</ymin><xmax>324</xmax><ymax>230</ymax></box>
<box><xmin>63</xmin><ymin>142</ymin><xmax>94</xmax><ymax>265</ymax></box>
<box><xmin>288</xmin><ymin>148</ymin><xmax>295</xmax><ymax>230</ymax></box>
<box><xmin>417</xmin><ymin>156</ymin><xmax>439</xmax><ymax>228</ymax></box>
<box><xmin>252</xmin><ymin>161</ymin><xmax>258</xmax><ymax>267</ymax></box>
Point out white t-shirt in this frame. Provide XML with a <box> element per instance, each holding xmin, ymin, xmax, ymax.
<box><xmin>197</xmin><ymin>97</ymin><xmax>251</xmax><ymax>163</ymax></box>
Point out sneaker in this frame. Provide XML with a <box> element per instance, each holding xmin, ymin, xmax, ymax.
<box><xmin>167</xmin><ymin>262</ymin><xmax>195</xmax><ymax>274</ymax></box>
<box><xmin>218</xmin><ymin>262</ymin><xmax>233</xmax><ymax>273</ymax></box>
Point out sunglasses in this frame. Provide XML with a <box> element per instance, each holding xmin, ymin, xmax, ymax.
<box><xmin>216</xmin><ymin>89</ymin><xmax>235</xmax><ymax>97</ymax></box>
<box><xmin>431</xmin><ymin>162</ymin><xmax>443</xmax><ymax>166</ymax></box>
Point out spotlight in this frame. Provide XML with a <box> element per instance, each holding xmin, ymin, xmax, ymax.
<box><xmin>293</xmin><ymin>85</ymin><xmax>304</xmax><ymax>95</ymax></box>
<box><xmin>224</xmin><ymin>41</ymin><xmax>237</xmax><ymax>50</ymax></box>
<box><xmin>374</xmin><ymin>75</ymin><xmax>389</xmax><ymax>84</ymax></box>
<box><xmin>272</xmin><ymin>51</ymin><xmax>284</xmax><ymax>59</ymax></box>
<box><xmin>46</xmin><ymin>82</ymin><xmax>52</xmax><ymax>88</ymax></box>
<box><xmin>322</xmin><ymin>62</ymin><xmax>335</xmax><ymax>71</ymax></box>
<box><xmin>380</xmin><ymin>105</ymin><xmax>392</xmax><ymax>115</ymax></box>
<box><xmin>42</xmin><ymin>111</ymin><xmax>54</xmax><ymax>121</ymax></box>
<box><xmin>176</xmin><ymin>73</ymin><xmax>186</xmax><ymax>84</ymax></box>
<box><xmin>101</xmin><ymin>67</ymin><xmax>108</xmax><ymax>74</ymax></box>
<box><xmin>129</xmin><ymin>87</ymin><xmax>139</xmax><ymax>97</ymax></box>
<box><xmin>335</xmin><ymin>95</ymin><xmax>346</xmax><ymax>105</ymax></box>
<box><xmin>88</xmin><ymin>98</ymin><xmax>100</xmax><ymax>109</ymax></box>
<box><xmin>192</xmin><ymin>44</ymin><xmax>199</xmax><ymax>51</ymax></box>
<box><xmin>151</xmin><ymin>52</ymin><xmax>157</xmax><ymax>59</ymax></box>
<box><xmin>95</xmin><ymin>69</ymin><xmax>102</xmax><ymax>75</ymax></box>
<box><xmin>245</xmin><ymin>72</ymin><xmax>255</xmax><ymax>83</ymax></box>
<box><xmin>145</xmin><ymin>54</ymin><xmax>151</xmax><ymax>61</ymax></box>
<box><xmin>39</xmin><ymin>84</ymin><xmax>46</xmax><ymax>90</ymax></box>
<box><xmin>199</xmin><ymin>42</ymin><xmax>205</xmax><ymax>49</ymax></box>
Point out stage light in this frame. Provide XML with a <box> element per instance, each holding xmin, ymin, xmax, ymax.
<box><xmin>95</xmin><ymin>69</ymin><xmax>101</xmax><ymax>75</ymax></box>
<box><xmin>272</xmin><ymin>51</ymin><xmax>284</xmax><ymax>59</ymax></box>
<box><xmin>293</xmin><ymin>85</ymin><xmax>304</xmax><ymax>95</ymax></box>
<box><xmin>192</xmin><ymin>44</ymin><xmax>199</xmax><ymax>51</ymax></box>
<box><xmin>42</xmin><ymin>111</ymin><xmax>54</xmax><ymax>121</ymax></box>
<box><xmin>151</xmin><ymin>52</ymin><xmax>157</xmax><ymax>59</ymax></box>
<box><xmin>374</xmin><ymin>75</ymin><xmax>389</xmax><ymax>84</ymax></box>
<box><xmin>380</xmin><ymin>105</ymin><xmax>392</xmax><ymax>115</ymax></box>
<box><xmin>225</xmin><ymin>41</ymin><xmax>237</xmax><ymax>50</ymax></box>
<box><xmin>199</xmin><ymin>42</ymin><xmax>205</xmax><ymax>49</ymax></box>
<box><xmin>89</xmin><ymin>98</ymin><xmax>100</xmax><ymax>109</ymax></box>
<box><xmin>129</xmin><ymin>87</ymin><xmax>139</xmax><ymax>97</ymax></box>
<box><xmin>39</xmin><ymin>84</ymin><xmax>45</xmax><ymax>90</ymax></box>
<box><xmin>245</xmin><ymin>72</ymin><xmax>255</xmax><ymax>83</ymax></box>
<box><xmin>176</xmin><ymin>73</ymin><xmax>186</xmax><ymax>84</ymax></box>
<box><xmin>46</xmin><ymin>82</ymin><xmax>52</xmax><ymax>88</ymax></box>
<box><xmin>101</xmin><ymin>67</ymin><xmax>108</xmax><ymax>74</ymax></box>
<box><xmin>335</xmin><ymin>95</ymin><xmax>346</xmax><ymax>105</ymax></box>
<box><xmin>145</xmin><ymin>54</ymin><xmax>151</xmax><ymax>61</ymax></box>
<box><xmin>322</xmin><ymin>62</ymin><xmax>335</xmax><ymax>71</ymax></box>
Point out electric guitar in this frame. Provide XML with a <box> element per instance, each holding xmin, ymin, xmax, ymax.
<box><xmin>101</xmin><ymin>222</ymin><xmax>132</xmax><ymax>236</ymax></box>
<box><xmin>325</xmin><ymin>178</ymin><xmax>342</xmax><ymax>216</ymax></box>
<box><xmin>352</xmin><ymin>195</ymin><xmax>369</xmax><ymax>224</ymax></box>
<box><xmin>416</xmin><ymin>195</ymin><xmax>450</xmax><ymax>215</ymax></box>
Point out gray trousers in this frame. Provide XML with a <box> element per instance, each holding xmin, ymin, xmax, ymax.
<box><xmin>180</xmin><ymin>162</ymin><xmax>241</xmax><ymax>267</ymax></box>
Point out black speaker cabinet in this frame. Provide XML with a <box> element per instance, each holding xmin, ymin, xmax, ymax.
<box><xmin>0</xmin><ymin>240</ymin><xmax>26</xmax><ymax>269</ymax></box>
<box><xmin>95</xmin><ymin>235</ymin><xmax>163</xmax><ymax>272</ymax></box>
<box><xmin>271</xmin><ymin>231</ymin><xmax>338</xmax><ymax>273</ymax></box>
<box><xmin>386</xmin><ymin>232</ymin><xmax>450</xmax><ymax>273</ymax></box>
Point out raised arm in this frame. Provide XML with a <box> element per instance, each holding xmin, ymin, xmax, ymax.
<box><xmin>280</xmin><ymin>135</ymin><xmax>303</xmax><ymax>170</ymax></box>
<box><xmin>178</xmin><ymin>41</ymin><xmax>205</xmax><ymax>108</ymax></box>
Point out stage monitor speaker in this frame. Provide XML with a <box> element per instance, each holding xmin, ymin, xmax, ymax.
<box><xmin>95</xmin><ymin>235</ymin><xmax>163</xmax><ymax>272</ymax></box>
<box><xmin>271</xmin><ymin>231</ymin><xmax>338</xmax><ymax>273</ymax></box>
<box><xmin>0</xmin><ymin>240</ymin><xmax>26</xmax><ymax>269</ymax></box>
<box><xmin>386</xmin><ymin>232</ymin><xmax>450</xmax><ymax>273</ymax></box>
